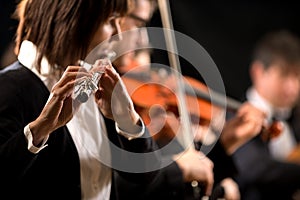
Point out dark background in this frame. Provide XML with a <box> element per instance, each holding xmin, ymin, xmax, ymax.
<box><xmin>1</xmin><ymin>0</ymin><xmax>300</xmax><ymax>100</ymax></box>
<box><xmin>0</xmin><ymin>0</ymin><xmax>19</xmax><ymax>67</ymax></box>
<box><xmin>148</xmin><ymin>0</ymin><xmax>300</xmax><ymax>100</ymax></box>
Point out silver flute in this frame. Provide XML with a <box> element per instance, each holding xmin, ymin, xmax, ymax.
<box><xmin>73</xmin><ymin>51</ymin><xmax>116</xmax><ymax>103</ymax></box>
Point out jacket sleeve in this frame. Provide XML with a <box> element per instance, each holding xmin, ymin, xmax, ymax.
<box><xmin>104</xmin><ymin>117</ymin><xmax>161</xmax><ymax>184</ymax></box>
<box><xmin>205</xmin><ymin>140</ymin><xmax>238</xmax><ymax>184</ymax></box>
<box><xmin>0</xmin><ymin>63</ymin><xmax>51</xmax><ymax>185</ymax></box>
<box><xmin>232</xmin><ymin>135</ymin><xmax>300</xmax><ymax>199</ymax></box>
<box><xmin>111</xmin><ymin>155</ymin><xmax>185</xmax><ymax>200</ymax></box>
<box><xmin>193</xmin><ymin>140</ymin><xmax>238</xmax><ymax>199</ymax></box>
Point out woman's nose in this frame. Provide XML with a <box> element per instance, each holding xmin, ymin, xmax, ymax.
<box><xmin>110</xmin><ymin>18</ymin><xmax>123</xmax><ymax>42</ymax></box>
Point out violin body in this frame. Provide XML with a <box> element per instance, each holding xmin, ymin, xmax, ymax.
<box><xmin>121</xmin><ymin>68</ymin><xmax>216</xmax><ymax>144</ymax></box>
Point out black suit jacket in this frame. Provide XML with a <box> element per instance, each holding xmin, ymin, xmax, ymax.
<box><xmin>113</xmin><ymin>133</ymin><xmax>237</xmax><ymax>200</ymax></box>
<box><xmin>232</xmin><ymin>96</ymin><xmax>300</xmax><ymax>200</ymax></box>
<box><xmin>0</xmin><ymin>62</ymin><xmax>159</xmax><ymax>200</ymax></box>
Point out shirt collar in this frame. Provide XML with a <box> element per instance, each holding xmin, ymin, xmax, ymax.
<box><xmin>18</xmin><ymin>40</ymin><xmax>59</xmax><ymax>90</ymax></box>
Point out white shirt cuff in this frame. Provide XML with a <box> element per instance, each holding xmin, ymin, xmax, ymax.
<box><xmin>24</xmin><ymin>124</ymin><xmax>49</xmax><ymax>154</ymax></box>
<box><xmin>115</xmin><ymin>118</ymin><xmax>145</xmax><ymax>140</ymax></box>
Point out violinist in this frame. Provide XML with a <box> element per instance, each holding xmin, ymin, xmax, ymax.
<box><xmin>232</xmin><ymin>30</ymin><xmax>300</xmax><ymax>200</ymax></box>
<box><xmin>111</xmin><ymin>0</ymin><xmax>267</xmax><ymax>199</ymax></box>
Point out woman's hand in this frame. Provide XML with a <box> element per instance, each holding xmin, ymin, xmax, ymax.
<box><xmin>94</xmin><ymin>59</ymin><xmax>141</xmax><ymax>133</ymax></box>
<box><xmin>29</xmin><ymin>66</ymin><xmax>89</xmax><ymax>145</ymax></box>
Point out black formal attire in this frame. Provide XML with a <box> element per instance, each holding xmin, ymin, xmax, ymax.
<box><xmin>232</xmin><ymin>90</ymin><xmax>300</xmax><ymax>200</ymax></box>
<box><xmin>0</xmin><ymin>61</ymin><xmax>159</xmax><ymax>200</ymax></box>
<box><xmin>114</xmin><ymin>134</ymin><xmax>237</xmax><ymax>200</ymax></box>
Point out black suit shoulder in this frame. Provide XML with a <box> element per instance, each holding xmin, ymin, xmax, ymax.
<box><xmin>233</xmin><ymin>135</ymin><xmax>300</xmax><ymax>200</ymax></box>
<box><xmin>0</xmin><ymin>62</ymin><xmax>81</xmax><ymax>199</ymax></box>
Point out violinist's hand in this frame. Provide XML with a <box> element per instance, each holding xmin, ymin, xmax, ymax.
<box><xmin>220</xmin><ymin>178</ymin><xmax>240</xmax><ymax>200</ymax></box>
<box><xmin>29</xmin><ymin>66</ymin><xmax>88</xmax><ymax>146</ymax></box>
<box><xmin>173</xmin><ymin>149</ymin><xmax>214</xmax><ymax>196</ymax></box>
<box><xmin>94</xmin><ymin>60</ymin><xmax>141</xmax><ymax>133</ymax></box>
<box><xmin>221</xmin><ymin>102</ymin><xmax>266</xmax><ymax>154</ymax></box>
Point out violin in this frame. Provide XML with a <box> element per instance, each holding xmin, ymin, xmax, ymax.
<box><xmin>120</xmin><ymin>65</ymin><xmax>213</xmax><ymax>140</ymax></box>
<box><xmin>120</xmin><ymin>65</ymin><xmax>283</xmax><ymax>145</ymax></box>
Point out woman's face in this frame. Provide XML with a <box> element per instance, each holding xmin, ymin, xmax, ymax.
<box><xmin>88</xmin><ymin>15</ymin><xmax>124</xmax><ymax>55</ymax></box>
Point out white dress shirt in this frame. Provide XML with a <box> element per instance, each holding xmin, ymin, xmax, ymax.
<box><xmin>18</xmin><ymin>40</ymin><xmax>144</xmax><ymax>199</ymax></box>
<box><xmin>246</xmin><ymin>87</ymin><xmax>297</xmax><ymax>161</ymax></box>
